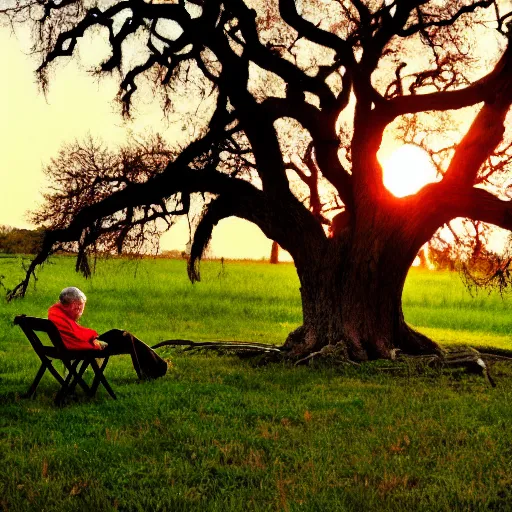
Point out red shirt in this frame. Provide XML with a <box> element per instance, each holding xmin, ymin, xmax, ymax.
<box><xmin>48</xmin><ymin>303</ymin><xmax>100</xmax><ymax>351</ymax></box>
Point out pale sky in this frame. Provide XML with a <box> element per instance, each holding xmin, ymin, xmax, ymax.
<box><xmin>1</xmin><ymin>28</ymin><xmax>279</xmax><ymax>260</ymax></box>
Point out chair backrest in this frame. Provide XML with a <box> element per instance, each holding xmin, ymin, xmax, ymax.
<box><xmin>14</xmin><ymin>315</ymin><xmax>67</xmax><ymax>353</ymax></box>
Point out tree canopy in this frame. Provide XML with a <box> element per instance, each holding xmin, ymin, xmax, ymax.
<box><xmin>3</xmin><ymin>0</ymin><xmax>512</xmax><ymax>359</ymax></box>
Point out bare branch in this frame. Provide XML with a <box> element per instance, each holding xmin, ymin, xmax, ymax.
<box><xmin>443</xmin><ymin>70</ymin><xmax>512</xmax><ymax>187</ymax></box>
<box><xmin>382</xmin><ymin>35</ymin><xmax>512</xmax><ymax>121</ymax></box>
<box><xmin>447</xmin><ymin>188</ymin><xmax>512</xmax><ymax>232</ymax></box>
<box><xmin>399</xmin><ymin>1</ymin><xmax>494</xmax><ymax>37</ymax></box>
<box><xmin>278</xmin><ymin>0</ymin><xmax>356</xmax><ymax>69</ymax></box>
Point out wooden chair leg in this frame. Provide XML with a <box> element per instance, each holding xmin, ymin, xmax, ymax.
<box><xmin>23</xmin><ymin>352</ymin><xmax>118</xmax><ymax>403</ymax></box>
<box><xmin>54</xmin><ymin>360</ymin><xmax>81</xmax><ymax>404</ymax></box>
<box><xmin>89</xmin><ymin>358</ymin><xmax>116</xmax><ymax>400</ymax></box>
<box><xmin>22</xmin><ymin>363</ymin><xmax>47</xmax><ymax>399</ymax></box>
<box><xmin>24</xmin><ymin>359</ymin><xmax>68</xmax><ymax>401</ymax></box>
<box><xmin>66</xmin><ymin>360</ymin><xmax>92</xmax><ymax>396</ymax></box>
<box><xmin>89</xmin><ymin>358</ymin><xmax>109</xmax><ymax>394</ymax></box>
<box><xmin>46</xmin><ymin>361</ymin><xmax>67</xmax><ymax>386</ymax></box>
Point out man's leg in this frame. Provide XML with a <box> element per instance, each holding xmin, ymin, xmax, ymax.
<box><xmin>98</xmin><ymin>330</ymin><xmax>167</xmax><ymax>380</ymax></box>
<box><xmin>98</xmin><ymin>329</ymin><xmax>142</xmax><ymax>378</ymax></box>
<box><xmin>98</xmin><ymin>329</ymin><xmax>129</xmax><ymax>353</ymax></box>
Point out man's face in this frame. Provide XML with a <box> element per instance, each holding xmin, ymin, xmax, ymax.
<box><xmin>68</xmin><ymin>300</ymin><xmax>86</xmax><ymax>321</ymax></box>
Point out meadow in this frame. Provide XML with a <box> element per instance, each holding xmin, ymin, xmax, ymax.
<box><xmin>1</xmin><ymin>255</ymin><xmax>512</xmax><ymax>511</ymax></box>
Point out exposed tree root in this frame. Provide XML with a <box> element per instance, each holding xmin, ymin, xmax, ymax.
<box><xmin>152</xmin><ymin>338</ymin><xmax>512</xmax><ymax>387</ymax></box>
<box><xmin>471</xmin><ymin>346</ymin><xmax>512</xmax><ymax>360</ymax></box>
<box><xmin>395</xmin><ymin>347</ymin><xmax>497</xmax><ymax>387</ymax></box>
<box><xmin>152</xmin><ymin>339</ymin><xmax>283</xmax><ymax>354</ymax></box>
<box><xmin>293</xmin><ymin>344</ymin><xmax>502</xmax><ymax>387</ymax></box>
<box><xmin>293</xmin><ymin>344</ymin><xmax>361</xmax><ymax>367</ymax></box>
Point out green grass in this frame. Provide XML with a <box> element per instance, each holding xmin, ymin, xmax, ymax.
<box><xmin>1</xmin><ymin>256</ymin><xmax>512</xmax><ymax>511</ymax></box>
<box><xmin>403</xmin><ymin>269</ymin><xmax>512</xmax><ymax>347</ymax></box>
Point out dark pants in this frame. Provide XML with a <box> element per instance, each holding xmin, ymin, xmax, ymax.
<box><xmin>98</xmin><ymin>329</ymin><xmax>167</xmax><ymax>380</ymax></box>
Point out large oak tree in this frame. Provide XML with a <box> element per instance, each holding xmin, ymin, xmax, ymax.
<box><xmin>3</xmin><ymin>0</ymin><xmax>512</xmax><ymax>360</ymax></box>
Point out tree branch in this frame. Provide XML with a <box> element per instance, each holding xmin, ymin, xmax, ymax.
<box><xmin>443</xmin><ymin>92</ymin><xmax>512</xmax><ymax>188</ymax></box>
<box><xmin>444</xmin><ymin>187</ymin><xmax>512</xmax><ymax>231</ymax></box>
<box><xmin>208</xmin><ymin>27</ymin><xmax>292</xmax><ymax>196</ymax></box>
<box><xmin>381</xmin><ymin>40</ymin><xmax>512</xmax><ymax>120</ymax></box>
<box><xmin>278</xmin><ymin>0</ymin><xmax>356</xmax><ymax>69</ymax></box>
<box><xmin>227</xmin><ymin>0</ymin><xmax>337</xmax><ymax>109</ymax></box>
<box><xmin>399</xmin><ymin>1</ymin><xmax>494</xmax><ymax>37</ymax></box>
<box><xmin>261</xmin><ymin>97</ymin><xmax>353</xmax><ymax>208</ymax></box>
<box><xmin>188</xmin><ymin>175</ymin><xmax>326</xmax><ymax>282</ymax></box>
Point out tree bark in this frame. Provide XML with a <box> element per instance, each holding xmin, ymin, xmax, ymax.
<box><xmin>284</xmin><ymin>212</ymin><xmax>441</xmax><ymax>361</ymax></box>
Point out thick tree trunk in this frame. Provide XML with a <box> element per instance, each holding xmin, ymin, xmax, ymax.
<box><xmin>284</xmin><ymin>222</ymin><xmax>440</xmax><ymax>361</ymax></box>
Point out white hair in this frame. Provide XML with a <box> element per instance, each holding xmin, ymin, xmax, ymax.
<box><xmin>59</xmin><ymin>287</ymin><xmax>87</xmax><ymax>305</ymax></box>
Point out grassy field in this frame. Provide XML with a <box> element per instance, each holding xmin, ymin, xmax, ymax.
<box><xmin>1</xmin><ymin>255</ymin><xmax>512</xmax><ymax>511</ymax></box>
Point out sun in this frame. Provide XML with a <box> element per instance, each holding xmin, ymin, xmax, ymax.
<box><xmin>380</xmin><ymin>144</ymin><xmax>440</xmax><ymax>198</ymax></box>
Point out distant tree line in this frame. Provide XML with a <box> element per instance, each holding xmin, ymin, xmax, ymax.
<box><xmin>0</xmin><ymin>226</ymin><xmax>44</xmax><ymax>255</ymax></box>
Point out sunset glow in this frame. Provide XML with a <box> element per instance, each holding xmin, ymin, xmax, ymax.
<box><xmin>381</xmin><ymin>144</ymin><xmax>440</xmax><ymax>198</ymax></box>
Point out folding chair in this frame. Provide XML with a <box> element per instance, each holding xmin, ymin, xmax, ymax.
<box><xmin>14</xmin><ymin>314</ymin><xmax>117</xmax><ymax>404</ymax></box>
